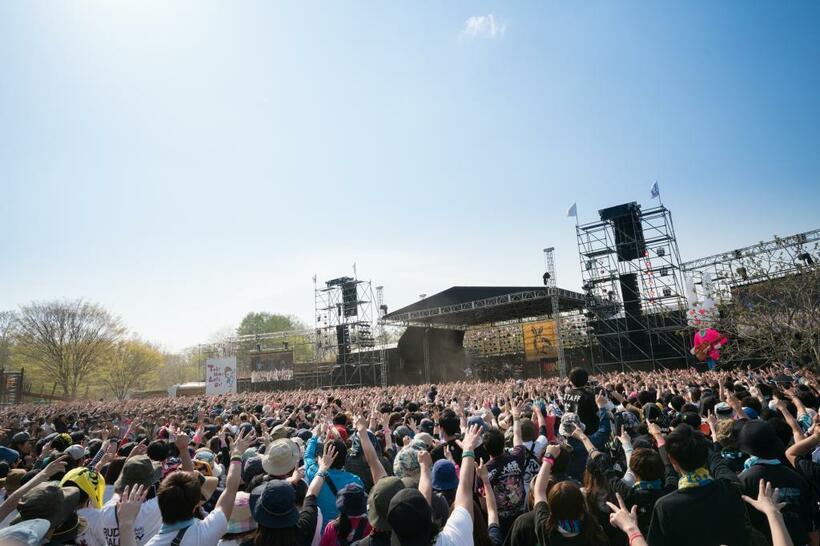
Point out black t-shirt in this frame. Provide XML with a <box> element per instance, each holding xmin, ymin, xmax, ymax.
<box><xmin>647</xmin><ymin>479</ymin><xmax>748</xmax><ymax>546</ymax></box>
<box><xmin>740</xmin><ymin>463</ymin><xmax>814</xmax><ymax>546</ymax></box>
<box><xmin>505</xmin><ymin>510</ymin><xmax>537</xmax><ymax>546</ymax></box>
<box><xmin>563</xmin><ymin>387</ymin><xmax>599</xmax><ymax>434</ymax></box>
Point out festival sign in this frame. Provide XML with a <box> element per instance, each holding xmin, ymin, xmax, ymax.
<box><xmin>205</xmin><ymin>356</ymin><xmax>237</xmax><ymax>395</ymax></box>
<box><xmin>522</xmin><ymin>320</ymin><xmax>558</xmax><ymax>361</ymax></box>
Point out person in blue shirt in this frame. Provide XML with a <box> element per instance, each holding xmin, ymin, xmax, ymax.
<box><xmin>305</xmin><ymin>431</ymin><xmax>364</xmax><ymax>520</ymax></box>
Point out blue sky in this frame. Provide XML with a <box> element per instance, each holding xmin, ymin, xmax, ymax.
<box><xmin>1</xmin><ymin>2</ymin><xmax>818</xmax><ymax>351</ymax></box>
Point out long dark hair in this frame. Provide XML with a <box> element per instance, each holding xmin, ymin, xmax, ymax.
<box><xmin>546</xmin><ymin>482</ymin><xmax>607</xmax><ymax>546</ymax></box>
<box><xmin>470</xmin><ymin>499</ymin><xmax>492</xmax><ymax>546</ymax></box>
<box><xmin>253</xmin><ymin>526</ymin><xmax>298</xmax><ymax>546</ymax></box>
<box><xmin>583</xmin><ymin>452</ymin><xmax>611</xmax><ymax>515</ymax></box>
<box><xmin>335</xmin><ymin>513</ymin><xmax>353</xmax><ymax>546</ymax></box>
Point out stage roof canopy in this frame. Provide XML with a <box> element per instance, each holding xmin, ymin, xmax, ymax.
<box><xmin>383</xmin><ymin>286</ymin><xmax>586</xmax><ymax>328</ymax></box>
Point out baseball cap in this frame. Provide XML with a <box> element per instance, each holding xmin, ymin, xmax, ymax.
<box><xmin>387</xmin><ymin>488</ymin><xmax>434</xmax><ymax>546</ymax></box>
<box><xmin>714</xmin><ymin>402</ymin><xmax>734</xmax><ymax>419</ymax></box>
<box><xmin>261</xmin><ymin>439</ymin><xmax>300</xmax><ymax>477</ymax></box>
<box><xmin>0</xmin><ymin>446</ymin><xmax>20</xmax><ymax>465</ymax></box>
<box><xmin>367</xmin><ymin>477</ymin><xmax>405</xmax><ymax>531</ymax></box>
<box><xmin>394</xmin><ymin>426</ymin><xmax>415</xmax><ymax>444</ymax></box>
<box><xmin>11</xmin><ymin>432</ymin><xmax>31</xmax><ymax>445</ymax></box>
<box><xmin>64</xmin><ymin>444</ymin><xmax>88</xmax><ymax>461</ymax></box>
<box><xmin>242</xmin><ymin>456</ymin><xmax>264</xmax><ymax>484</ymax></box>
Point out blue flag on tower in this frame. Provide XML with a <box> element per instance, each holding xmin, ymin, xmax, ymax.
<box><xmin>566</xmin><ymin>203</ymin><xmax>577</xmax><ymax>218</ymax></box>
<box><xmin>650</xmin><ymin>181</ymin><xmax>660</xmax><ymax>199</ymax></box>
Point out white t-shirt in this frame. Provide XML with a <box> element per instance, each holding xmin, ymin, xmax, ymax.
<box><xmin>76</xmin><ymin>506</ymin><xmax>102</xmax><ymax>546</ymax></box>
<box><xmin>83</xmin><ymin>496</ymin><xmax>163</xmax><ymax>546</ymax></box>
<box><xmin>434</xmin><ymin>506</ymin><xmax>473</xmax><ymax>546</ymax></box>
<box><xmin>144</xmin><ymin>509</ymin><xmax>228</xmax><ymax>546</ymax></box>
<box><xmin>103</xmin><ymin>484</ymin><xmax>117</xmax><ymax>505</ymax></box>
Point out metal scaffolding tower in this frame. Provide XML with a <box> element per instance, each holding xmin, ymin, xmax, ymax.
<box><xmin>681</xmin><ymin>228</ymin><xmax>820</xmax><ymax>303</ymax></box>
<box><xmin>543</xmin><ymin>247</ymin><xmax>567</xmax><ymax>377</ymax></box>
<box><xmin>576</xmin><ymin>202</ymin><xmax>689</xmax><ymax>372</ymax></box>
<box><xmin>314</xmin><ymin>269</ymin><xmax>382</xmax><ymax>387</ymax></box>
<box><xmin>376</xmin><ymin>285</ymin><xmax>388</xmax><ymax>387</ymax></box>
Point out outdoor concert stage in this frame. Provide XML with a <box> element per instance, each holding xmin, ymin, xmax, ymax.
<box><xmin>383</xmin><ymin>286</ymin><xmax>587</xmax><ymax>384</ymax></box>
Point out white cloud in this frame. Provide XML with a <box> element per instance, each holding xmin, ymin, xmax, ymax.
<box><xmin>462</xmin><ymin>14</ymin><xmax>507</xmax><ymax>39</ymax></box>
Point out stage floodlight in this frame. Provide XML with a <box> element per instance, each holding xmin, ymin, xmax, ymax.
<box><xmin>736</xmin><ymin>267</ymin><xmax>748</xmax><ymax>281</ymax></box>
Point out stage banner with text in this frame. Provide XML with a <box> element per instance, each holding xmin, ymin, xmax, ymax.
<box><xmin>206</xmin><ymin>356</ymin><xmax>237</xmax><ymax>395</ymax></box>
<box><xmin>522</xmin><ymin>320</ymin><xmax>558</xmax><ymax>362</ymax></box>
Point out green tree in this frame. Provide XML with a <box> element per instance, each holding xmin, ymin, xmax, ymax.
<box><xmin>14</xmin><ymin>300</ymin><xmax>123</xmax><ymax>398</ymax></box>
<box><xmin>236</xmin><ymin>312</ymin><xmax>306</xmax><ymax>336</ymax></box>
<box><xmin>100</xmin><ymin>339</ymin><xmax>164</xmax><ymax>399</ymax></box>
<box><xmin>0</xmin><ymin>311</ymin><xmax>15</xmax><ymax>371</ymax></box>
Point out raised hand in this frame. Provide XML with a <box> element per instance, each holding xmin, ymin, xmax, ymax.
<box><xmin>354</xmin><ymin>414</ymin><xmax>368</xmax><ymax>433</ymax></box>
<box><xmin>117</xmin><ymin>484</ymin><xmax>147</xmax><ymax>527</ymax></box>
<box><xmin>174</xmin><ymin>432</ymin><xmax>191</xmax><ymax>453</ymax></box>
<box><xmin>618</xmin><ymin>426</ymin><xmax>631</xmax><ymax>447</ymax></box>
<box><xmin>231</xmin><ymin>428</ymin><xmax>255</xmax><ymax>458</ymax></box>
<box><xmin>128</xmin><ymin>440</ymin><xmax>148</xmax><ymax>459</ymax></box>
<box><xmin>417</xmin><ymin>449</ymin><xmax>432</xmax><ymax>469</ymax></box>
<box><xmin>606</xmin><ymin>492</ymin><xmax>640</xmax><ymax>534</ymax></box>
<box><xmin>43</xmin><ymin>454</ymin><xmax>68</xmax><ymax>478</ymax></box>
<box><xmin>476</xmin><ymin>459</ymin><xmax>489</xmax><ymax>483</ymax></box>
<box><xmin>595</xmin><ymin>389</ymin><xmax>608</xmax><ymax>409</ymax></box>
<box><xmin>742</xmin><ymin>479</ymin><xmax>786</xmax><ymax>517</ymax></box>
<box><xmin>319</xmin><ymin>442</ymin><xmax>337</xmax><ymax>472</ymax></box>
<box><xmin>706</xmin><ymin>411</ymin><xmax>718</xmax><ymax>431</ymax></box>
<box><xmin>462</xmin><ymin>424</ymin><xmax>482</xmax><ymax>451</ymax></box>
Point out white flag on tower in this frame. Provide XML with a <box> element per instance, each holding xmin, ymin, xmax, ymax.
<box><xmin>566</xmin><ymin>203</ymin><xmax>577</xmax><ymax>218</ymax></box>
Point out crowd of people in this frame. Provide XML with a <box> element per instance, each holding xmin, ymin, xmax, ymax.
<box><xmin>0</xmin><ymin>363</ymin><xmax>819</xmax><ymax>546</ymax></box>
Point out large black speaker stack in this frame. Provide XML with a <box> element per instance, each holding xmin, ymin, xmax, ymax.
<box><xmin>599</xmin><ymin>202</ymin><xmax>646</xmax><ymax>262</ymax></box>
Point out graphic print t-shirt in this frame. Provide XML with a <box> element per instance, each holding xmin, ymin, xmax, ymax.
<box><xmin>486</xmin><ymin>446</ymin><xmax>526</xmax><ymax>520</ymax></box>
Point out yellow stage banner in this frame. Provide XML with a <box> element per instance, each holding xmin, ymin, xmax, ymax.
<box><xmin>522</xmin><ymin>320</ymin><xmax>558</xmax><ymax>361</ymax></box>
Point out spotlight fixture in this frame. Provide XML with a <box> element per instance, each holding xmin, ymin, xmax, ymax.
<box><xmin>798</xmin><ymin>252</ymin><xmax>814</xmax><ymax>265</ymax></box>
<box><xmin>663</xmin><ymin>288</ymin><xmax>672</xmax><ymax>297</ymax></box>
<box><xmin>736</xmin><ymin>267</ymin><xmax>748</xmax><ymax>281</ymax></box>
<box><xmin>656</xmin><ymin>248</ymin><xmax>666</xmax><ymax>257</ymax></box>
<box><xmin>543</xmin><ymin>271</ymin><xmax>551</xmax><ymax>285</ymax></box>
